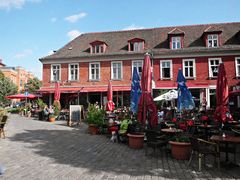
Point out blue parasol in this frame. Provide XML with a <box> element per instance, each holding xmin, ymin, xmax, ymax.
<box><xmin>130</xmin><ymin>67</ymin><xmax>141</xmax><ymax>114</ymax></box>
<box><xmin>177</xmin><ymin>68</ymin><xmax>195</xmax><ymax>111</ymax></box>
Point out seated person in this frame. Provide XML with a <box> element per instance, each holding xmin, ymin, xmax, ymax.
<box><xmin>43</xmin><ymin>105</ymin><xmax>49</xmax><ymax>120</ymax></box>
<box><xmin>118</xmin><ymin>118</ymin><xmax>132</xmax><ymax>142</ymax></box>
<box><xmin>108</xmin><ymin>118</ymin><xmax>119</xmax><ymax>142</ymax></box>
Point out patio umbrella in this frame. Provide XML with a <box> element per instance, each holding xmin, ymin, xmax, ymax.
<box><xmin>177</xmin><ymin>69</ymin><xmax>195</xmax><ymax>111</ymax></box>
<box><xmin>5</xmin><ymin>93</ymin><xmax>41</xmax><ymax>100</ymax></box>
<box><xmin>130</xmin><ymin>67</ymin><xmax>141</xmax><ymax>115</ymax></box>
<box><xmin>106</xmin><ymin>81</ymin><xmax>115</xmax><ymax>111</ymax></box>
<box><xmin>137</xmin><ymin>53</ymin><xmax>158</xmax><ymax>128</ymax></box>
<box><xmin>154</xmin><ymin>89</ymin><xmax>178</xmax><ymax>101</ymax></box>
<box><xmin>214</xmin><ymin>63</ymin><xmax>232</xmax><ymax>123</ymax></box>
<box><xmin>54</xmin><ymin>82</ymin><xmax>61</xmax><ymax>101</ymax></box>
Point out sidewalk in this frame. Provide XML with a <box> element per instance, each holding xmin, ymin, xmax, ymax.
<box><xmin>0</xmin><ymin>114</ymin><xmax>239</xmax><ymax>179</ymax></box>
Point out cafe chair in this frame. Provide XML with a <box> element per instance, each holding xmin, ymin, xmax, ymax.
<box><xmin>145</xmin><ymin>129</ymin><xmax>168</xmax><ymax>156</ymax></box>
<box><xmin>0</xmin><ymin>115</ymin><xmax>8</xmax><ymax>139</ymax></box>
<box><xmin>188</xmin><ymin>136</ymin><xmax>220</xmax><ymax>171</ymax></box>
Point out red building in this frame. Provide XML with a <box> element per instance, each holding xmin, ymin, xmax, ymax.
<box><xmin>39</xmin><ymin>22</ymin><xmax>240</xmax><ymax>111</ymax></box>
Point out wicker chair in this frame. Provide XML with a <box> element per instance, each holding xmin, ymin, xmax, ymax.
<box><xmin>145</xmin><ymin>130</ymin><xmax>168</xmax><ymax>156</ymax></box>
<box><xmin>188</xmin><ymin>136</ymin><xmax>220</xmax><ymax>171</ymax></box>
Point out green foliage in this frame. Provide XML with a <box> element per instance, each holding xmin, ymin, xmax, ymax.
<box><xmin>7</xmin><ymin>108</ymin><xmax>20</xmax><ymax>114</ymax></box>
<box><xmin>49</xmin><ymin>114</ymin><xmax>55</xmax><ymax>118</ymax></box>
<box><xmin>53</xmin><ymin>100</ymin><xmax>61</xmax><ymax>116</ymax></box>
<box><xmin>86</xmin><ymin>104</ymin><xmax>105</xmax><ymax>127</ymax></box>
<box><xmin>25</xmin><ymin>78</ymin><xmax>42</xmax><ymax>94</ymax></box>
<box><xmin>36</xmin><ymin>99</ymin><xmax>46</xmax><ymax>109</ymax></box>
<box><xmin>0</xmin><ymin>72</ymin><xmax>18</xmax><ymax>106</ymax></box>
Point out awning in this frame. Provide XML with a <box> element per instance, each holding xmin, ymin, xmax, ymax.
<box><xmin>154</xmin><ymin>82</ymin><xmax>210</xmax><ymax>89</ymax></box>
<box><xmin>229</xmin><ymin>89</ymin><xmax>240</xmax><ymax>95</ymax></box>
<box><xmin>39</xmin><ymin>86</ymin><xmax>131</xmax><ymax>93</ymax></box>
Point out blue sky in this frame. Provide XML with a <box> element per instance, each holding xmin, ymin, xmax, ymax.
<box><xmin>0</xmin><ymin>0</ymin><xmax>239</xmax><ymax>79</ymax></box>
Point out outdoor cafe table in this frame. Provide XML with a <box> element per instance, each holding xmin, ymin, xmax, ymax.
<box><xmin>197</xmin><ymin>124</ymin><xmax>218</xmax><ymax>139</ymax></box>
<box><xmin>210</xmin><ymin>135</ymin><xmax>240</xmax><ymax>162</ymax></box>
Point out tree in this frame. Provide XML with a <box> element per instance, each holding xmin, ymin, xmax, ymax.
<box><xmin>25</xmin><ymin>77</ymin><xmax>42</xmax><ymax>94</ymax></box>
<box><xmin>0</xmin><ymin>71</ymin><xmax>18</xmax><ymax>106</ymax></box>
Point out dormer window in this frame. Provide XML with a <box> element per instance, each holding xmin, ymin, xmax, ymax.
<box><xmin>90</xmin><ymin>40</ymin><xmax>107</xmax><ymax>54</ymax></box>
<box><xmin>204</xmin><ymin>26</ymin><xmax>222</xmax><ymax>48</ymax></box>
<box><xmin>168</xmin><ymin>28</ymin><xmax>184</xmax><ymax>49</ymax></box>
<box><xmin>172</xmin><ymin>36</ymin><xmax>181</xmax><ymax>49</ymax></box>
<box><xmin>207</xmin><ymin>34</ymin><xmax>218</xmax><ymax>47</ymax></box>
<box><xmin>128</xmin><ymin>38</ymin><xmax>145</xmax><ymax>52</ymax></box>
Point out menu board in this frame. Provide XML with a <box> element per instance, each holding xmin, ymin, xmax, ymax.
<box><xmin>69</xmin><ymin>105</ymin><xmax>84</xmax><ymax>126</ymax></box>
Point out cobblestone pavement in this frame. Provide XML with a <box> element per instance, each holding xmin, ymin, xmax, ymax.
<box><xmin>0</xmin><ymin>114</ymin><xmax>240</xmax><ymax>180</ymax></box>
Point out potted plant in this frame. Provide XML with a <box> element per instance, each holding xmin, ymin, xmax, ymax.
<box><xmin>36</xmin><ymin>99</ymin><xmax>46</xmax><ymax>120</ymax></box>
<box><xmin>86</xmin><ymin>104</ymin><xmax>105</xmax><ymax>135</ymax></box>
<box><xmin>169</xmin><ymin>134</ymin><xmax>191</xmax><ymax>160</ymax></box>
<box><xmin>127</xmin><ymin>118</ymin><xmax>145</xmax><ymax>149</ymax></box>
<box><xmin>49</xmin><ymin>114</ymin><xmax>56</xmax><ymax>122</ymax></box>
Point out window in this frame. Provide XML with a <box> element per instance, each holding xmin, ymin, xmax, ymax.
<box><xmin>68</xmin><ymin>63</ymin><xmax>79</xmax><ymax>81</ymax></box>
<box><xmin>92</xmin><ymin>44</ymin><xmax>104</xmax><ymax>53</ymax></box>
<box><xmin>132</xmin><ymin>60</ymin><xmax>143</xmax><ymax>78</ymax></box>
<box><xmin>172</xmin><ymin>37</ymin><xmax>181</xmax><ymax>49</ymax></box>
<box><xmin>51</xmin><ymin>64</ymin><xmax>61</xmax><ymax>81</ymax></box>
<box><xmin>160</xmin><ymin>60</ymin><xmax>172</xmax><ymax>79</ymax></box>
<box><xmin>208</xmin><ymin>34</ymin><xmax>218</xmax><ymax>47</ymax></box>
<box><xmin>182</xmin><ymin>59</ymin><xmax>196</xmax><ymax>79</ymax></box>
<box><xmin>111</xmin><ymin>61</ymin><xmax>122</xmax><ymax>80</ymax></box>
<box><xmin>89</xmin><ymin>62</ymin><xmax>100</xmax><ymax>80</ymax></box>
<box><xmin>236</xmin><ymin>57</ymin><xmax>240</xmax><ymax>77</ymax></box>
<box><xmin>208</xmin><ymin>58</ymin><xmax>222</xmax><ymax>78</ymax></box>
<box><xmin>129</xmin><ymin>42</ymin><xmax>143</xmax><ymax>52</ymax></box>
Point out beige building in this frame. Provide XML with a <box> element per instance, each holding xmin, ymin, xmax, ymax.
<box><xmin>0</xmin><ymin>60</ymin><xmax>35</xmax><ymax>92</ymax></box>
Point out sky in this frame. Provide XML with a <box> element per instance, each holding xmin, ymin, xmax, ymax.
<box><xmin>0</xmin><ymin>0</ymin><xmax>239</xmax><ymax>80</ymax></box>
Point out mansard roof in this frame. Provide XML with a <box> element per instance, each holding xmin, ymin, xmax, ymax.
<box><xmin>40</xmin><ymin>22</ymin><xmax>240</xmax><ymax>60</ymax></box>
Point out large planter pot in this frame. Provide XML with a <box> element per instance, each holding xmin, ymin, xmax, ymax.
<box><xmin>169</xmin><ymin>141</ymin><xmax>191</xmax><ymax>160</ymax></box>
<box><xmin>127</xmin><ymin>133</ymin><xmax>144</xmax><ymax>149</ymax></box>
<box><xmin>49</xmin><ymin>116</ymin><xmax>55</xmax><ymax>122</ymax></box>
<box><xmin>88</xmin><ymin>124</ymin><xmax>99</xmax><ymax>135</ymax></box>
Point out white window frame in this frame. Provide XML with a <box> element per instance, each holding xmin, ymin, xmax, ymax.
<box><xmin>235</xmin><ymin>57</ymin><xmax>240</xmax><ymax>77</ymax></box>
<box><xmin>111</xmin><ymin>61</ymin><xmax>122</xmax><ymax>80</ymax></box>
<box><xmin>207</xmin><ymin>34</ymin><xmax>218</xmax><ymax>47</ymax></box>
<box><xmin>182</xmin><ymin>59</ymin><xmax>196</xmax><ymax>79</ymax></box>
<box><xmin>171</xmin><ymin>36</ymin><xmax>181</xmax><ymax>49</ymax></box>
<box><xmin>92</xmin><ymin>44</ymin><xmax>104</xmax><ymax>54</ymax></box>
<box><xmin>208</xmin><ymin>58</ymin><xmax>222</xmax><ymax>78</ymax></box>
<box><xmin>68</xmin><ymin>63</ymin><xmax>79</xmax><ymax>81</ymax></box>
<box><xmin>132</xmin><ymin>60</ymin><xmax>143</xmax><ymax>78</ymax></box>
<box><xmin>51</xmin><ymin>64</ymin><xmax>61</xmax><ymax>81</ymax></box>
<box><xmin>160</xmin><ymin>60</ymin><xmax>172</xmax><ymax>79</ymax></box>
<box><xmin>89</xmin><ymin>62</ymin><xmax>100</xmax><ymax>81</ymax></box>
<box><xmin>129</xmin><ymin>42</ymin><xmax>144</xmax><ymax>52</ymax></box>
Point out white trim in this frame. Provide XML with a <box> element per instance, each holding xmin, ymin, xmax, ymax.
<box><xmin>51</xmin><ymin>64</ymin><xmax>61</xmax><ymax>81</ymax></box>
<box><xmin>182</xmin><ymin>59</ymin><xmax>196</xmax><ymax>79</ymax></box>
<box><xmin>171</xmin><ymin>36</ymin><xmax>181</xmax><ymax>49</ymax></box>
<box><xmin>111</xmin><ymin>61</ymin><xmax>123</xmax><ymax>80</ymax></box>
<box><xmin>235</xmin><ymin>57</ymin><xmax>240</xmax><ymax>77</ymax></box>
<box><xmin>89</xmin><ymin>62</ymin><xmax>100</xmax><ymax>80</ymax></box>
<box><xmin>132</xmin><ymin>60</ymin><xmax>143</xmax><ymax>77</ymax></box>
<box><xmin>160</xmin><ymin>60</ymin><xmax>172</xmax><ymax>79</ymax></box>
<box><xmin>68</xmin><ymin>63</ymin><xmax>79</xmax><ymax>81</ymax></box>
<box><xmin>208</xmin><ymin>58</ymin><xmax>222</xmax><ymax>78</ymax></box>
<box><xmin>207</xmin><ymin>34</ymin><xmax>218</xmax><ymax>47</ymax></box>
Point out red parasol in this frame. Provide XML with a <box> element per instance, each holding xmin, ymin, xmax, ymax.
<box><xmin>214</xmin><ymin>63</ymin><xmax>232</xmax><ymax>123</ymax></box>
<box><xmin>5</xmin><ymin>93</ymin><xmax>41</xmax><ymax>100</ymax></box>
<box><xmin>137</xmin><ymin>53</ymin><xmax>158</xmax><ymax>127</ymax></box>
<box><xmin>54</xmin><ymin>82</ymin><xmax>61</xmax><ymax>101</ymax></box>
<box><xmin>106</xmin><ymin>81</ymin><xmax>115</xmax><ymax>111</ymax></box>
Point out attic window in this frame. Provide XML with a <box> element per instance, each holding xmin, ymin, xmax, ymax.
<box><xmin>128</xmin><ymin>38</ymin><xmax>145</xmax><ymax>52</ymax></box>
<box><xmin>90</xmin><ymin>41</ymin><xmax>106</xmax><ymax>54</ymax></box>
<box><xmin>207</xmin><ymin>34</ymin><xmax>218</xmax><ymax>47</ymax></box>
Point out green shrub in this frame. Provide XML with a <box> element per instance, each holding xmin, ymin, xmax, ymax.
<box><xmin>86</xmin><ymin>104</ymin><xmax>105</xmax><ymax>127</ymax></box>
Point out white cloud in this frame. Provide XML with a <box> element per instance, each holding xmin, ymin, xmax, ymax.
<box><xmin>50</xmin><ymin>17</ymin><xmax>57</xmax><ymax>22</ymax></box>
<box><xmin>122</xmin><ymin>24</ymin><xmax>144</xmax><ymax>30</ymax></box>
<box><xmin>67</xmin><ymin>30</ymin><xmax>82</xmax><ymax>40</ymax></box>
<box><xmin>47</xmin><ymin>50</ymin><xmax>54</xmax><ymax>55</ymax></box>
<box><xmin>14</xmin><ymin>49</ymin><xmax>33</xmax><ymax>59</ymax></box>
<box><xmin>0</xmin><ymin>0</ymin><xmax>41</xmax><ymax>10</ymax></box>
<box><xmin>64</xmin><ymin>12</ymin><xmax>87</xmax><ymax>23</ymax></box>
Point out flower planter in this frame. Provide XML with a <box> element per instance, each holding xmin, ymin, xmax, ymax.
<box><xmin>88</xmin><ymin>124</ymin><xmax>98</xmax><ymax>135</ymax></box>
<box><xmin>127</xmin><ymin>133</ymin><xmax>144</xmax><ymax>149</ymax></box>
<box><xmin>49</xmin><ymin>117</ymin><xmax>55</xmax><ymax>122</ymax></box>
<box><xmin>169</xmin><ymin>141</ymin><xmax>191</xmax><ymax>160</ymax></box>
